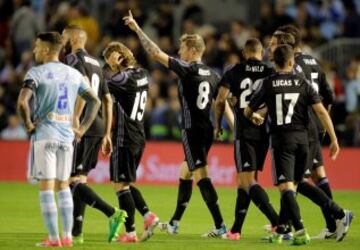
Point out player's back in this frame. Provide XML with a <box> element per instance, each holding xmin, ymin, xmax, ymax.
<box><xmin>258</xmin><ymin>72</ymin><xmax>320</xmax><ymax>145</ymax></box>
<box><xmin>222</xmin><ymin>59</ymin><xmax>273</xmax><ymax>140</ymax></box>
<box><xmin>26</xmin><ymin>62</ymin><xmax>88</xmax><ymax>143</ymax></box>
<box><xmin>169</xmin><ymin>57</ymin><xmax>219</xmax><ymax>130</ymax></box>
<box><xmin>106</xmin><ymin>67</ymin><xmax>149</xmax><ymax>147</ymax></box>
<box><xmin>65</xmin><ymin>49</ymin><xmax>107</xmax><ymax>137</ymax></box>
<box><xmin>294</xmin><ymin>52</ymin><xmax>334</xmax><ymax>137</ymax></box>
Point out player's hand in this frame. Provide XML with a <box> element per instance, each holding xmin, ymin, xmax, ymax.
<box><xmin>250</xmin><ymin>112</ymin><xmax>264</xmax><ymax>126</ymax></box>
<box><xmin>73</xmin><ymin>128</ymin><xmax>85</xmax><ymax>142</ymax></box>
<box><xmin>329</xmin><ymin>140</ymin><xmax>340</xmax><ymax>160</ymax></box>
<box><xmin>25</xmin><ymin>122</ymin><xmax>36</xmax><ymax>134</ymax></box>
<box><xmin>214</xmin><ymin>127</ymin><xmax>223</xmax><ymax>139</ymax></box>
<box><xmin>123</xmin><ymin>10</ymin><xmax>140</xmax><ymax>32</ymax></box>
<box><xmin>101</xmin><ymin>134</ymin><xmax>113</xmax><ymax>157</ymax></box>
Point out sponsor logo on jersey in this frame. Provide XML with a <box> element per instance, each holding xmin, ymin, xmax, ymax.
<box><xmin>47</xmin><ymin>112</ymin><xmax>71</xmax><ymax>122</ymax></box>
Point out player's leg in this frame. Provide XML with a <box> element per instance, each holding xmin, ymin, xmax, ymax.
<box><xmin>70</xmin><ymin>137</ymin><xmax>117</xmax><ymax>243</ymax></box>
<box><xmin>111</xmin><ymin>147</ymin><xmax>139</xmax><ymax>243</ymax></box>
<box><xmin>34</xmin><ymin>140</ymin><xmax>61</xmax><ymax>247</ymax></box>
<box><xmin>271</xmin><ymin>144</ymin><xmax>309</xmax><ymax>245</ymax></box>
<box><xmin>160</xmin><ymin>161</ymin><xmax>192</xmax><ymax>234</ymax></box>
<box><xmin>246</xmin><ymin>140</ymin><xmax>279</xmax><ymax>231</ymax></box>
<box><xmin>227</xmin><ymin>139</ymin><xmax>250</xmax><ymax>239</ymax></box>
<box><xmin>311</xmin><ymin>140</ymin><xmax>337</xmax><ymax>237</ymax></box>
<box><xmin>55</xmin><ymin>141</ymin><xmax>75</xmax><ymax>246</ymax></box>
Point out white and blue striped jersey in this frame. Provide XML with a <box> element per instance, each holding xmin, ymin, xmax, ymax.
<box><xmin>24</xmin><ymin>61</ymin><xmax>90</xmax><ymax>143</ymax></box>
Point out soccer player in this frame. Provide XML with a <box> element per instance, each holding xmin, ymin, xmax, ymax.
<box><xmin>270</xmin><ymin>27</ymin><xmax>353</xmax><ymax>242</ymax></box>
<box><xmin>245</xmin><ymin>44</ymin><xmax>352</xmax><ymax>245</ymax></box>
<box><xmin>215</xmin><ymin>38</ymin><xmax>279</xmax><ymax>240</ymax></box>
<box><xmin>61</xmin><ymin>25</ymin><xmax>127</xmax><ymax>244</ymax></box>
<box><xmin>17</xmin><ymin>32</ymin><xmax>101</xmax><ymax>247</ymax></box>
<box><xmin>102</xmin><ymin>41</ymin><xmax>160</xmax><ymax>243</ymax></box>
<box><xmin>124</xmin><ymin>10</ymin><xmax>229</xmax><ymax>237</ymax></box>
<box><xmin>276</xmin><ymin>24</ymin><xmax>337</xmax><ymax>239</ymax></box>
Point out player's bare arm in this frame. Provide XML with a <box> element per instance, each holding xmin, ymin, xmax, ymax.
<box><xmin>74</xmin><ymin>89</ymin><xmax>101</xmax><ymax>140</ymax></box>
<box><xmin>17</xmin><ymin>87</ymin><xmax>35</xmax><ymax>133</ymax></box>
<box><xmin>102</xmin><ymin>93</ymin><xmax>113</xmax><ymax>156</ymax></box>
<box><xmin>214</xmin><ymin>86</ymin><xmax>230</xmax><ymax>139</ymax></box>
<box><xmin>312</xmin><ymin>103</ymin><xmax>339</xmax><ymax>160</ymax></box>
<box><xmin>244</xmin><ymin>106</ymin><xmax>264</xmax><ymax>126</ymax></box>
<box><xmin>224</xmin><ymin>100</ymin><xmax>234</xmax><ymax>131</ymax></box>
<box><xmin>123</xmin><ymin>10</ymin><xmax>169</xmax><ymax>67</ymax></box>
<box><xmin>73</xmin><ymin>76</ymin><xmax>90</xmax><ymax>129</ymax></box>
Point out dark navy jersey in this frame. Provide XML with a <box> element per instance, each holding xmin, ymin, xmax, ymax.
<box><xmin>106</xmin><ymin>67</ymin><xmax>149</xmax><ymax>147</ymax></box>
<box><xmin>65</xmin><ymin>49</ymin><xmax>109</xmax><ymax>137</ymax></box>
<box><xmin>294</xmin><ymin>52</ymin><xmax>334</xmax><ymax>140</ymax></box>
<box><xmin>249</xmin><ymin>72</ymin><xmax>321</xmax><ymax>146</ymax></box>
<box><xmin>219</xmin><ymin>58</ymin><xmax>274</xmax><ymax>140</ymax></box>
<box><xmin>168</xmin><ymin>57</ymin><xmax>220</xmax><ymax>130</ymax></box>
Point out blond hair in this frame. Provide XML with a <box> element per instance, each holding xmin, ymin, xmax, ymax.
<box><xmin>180</xmin><ymin>34</ymin><xmax>205</xmax><ymax>53</ymax></box>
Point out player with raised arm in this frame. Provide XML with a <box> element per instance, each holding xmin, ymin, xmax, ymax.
<box><xmin>215</xmin><ymin>38</ymin><xmax>279</xmax><ymax>240</ymax></box>
<box><xmin>61</xmin><ymin>25</ymin><xmax>127</xmax><ymax>244</ymax></box>
<box><xmin>124</xmin><ymin>10</ymin><xmax>233</xmax><ymax>237</ymax></box>
<box><xmin>17</xmin><ymin>32</ymin><xmax>100</xmax><ymax>247</ymax></box>
<box><xmin>102</xmin><ymin>42</ymin><xmax>160</xmax><ymax>243</ymax></box>
<box><xmin>276</xmin><ymin>24</ymin><xmax>339</xmax><ymax>240</ymax></box>
<box><xmin>245</xmin><ymin>45</ymin><xmax>352</xmax><ymax>245</ymax></box>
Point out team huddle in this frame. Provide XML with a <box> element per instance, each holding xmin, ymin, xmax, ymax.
<box><xmin>16</xmin><ymin>10</ymin><xmax>353</xmax><ymax>247</ymax></box>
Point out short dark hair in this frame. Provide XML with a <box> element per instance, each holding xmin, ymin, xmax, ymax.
<box><xmin>276</xmin><ymin>25</ymin><xmax>301</xmax><ymax>47</ymax></box>
<box><xmin>37</xmin><ymin>32</ymin><xmax>62</xmax><ymax>52</ymax></box>
<box><xmin>273</xmin><ymin>44</ymin><xmax>294</xmax><ymax>68</ymax></box>
<box><xmin>273</xmin><ymin>32</ymin><xmax>295</xmax><ymax>48</ymax></box>
<box><xmin>244</xmin><ymin>38</ymin><xmax>262</xmax><ymax>54</ymax></box>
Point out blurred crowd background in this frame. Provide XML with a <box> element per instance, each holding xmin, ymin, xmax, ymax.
<box><xmin>1</xmin><ymin>0</ymin><xmax>360</xmax><ymax>146</ymax></box>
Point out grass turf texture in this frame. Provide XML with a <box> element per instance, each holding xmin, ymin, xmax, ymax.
<box><xmin>0</xmin><ymin>182</ymin><xmax>358</xmax><ymax>250</ymax></box>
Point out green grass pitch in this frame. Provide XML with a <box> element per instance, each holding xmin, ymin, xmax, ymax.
<box><xmin>0</xmin><ymin>182</ymin><xmax>358</xmax><ymax>250</ymax></box>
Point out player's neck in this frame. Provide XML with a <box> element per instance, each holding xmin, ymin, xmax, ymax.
<box><xmin>275</xmin><ymin>66</ymin><xmax>292</xmax><ymax>73</ymax></box>
<box><xmin>43</xmin><ymin>55</ymin><xmax>59</xmax><ymax>64</ymax></box>
<box><xmin>71</xmin><ymin>44</ymin><xmax>85</xmax><ymax>54</ymax></box>
<box><xmin>294</xmin><ymin>47</ymin><xmax>302</xmax><ymax>53</ymax></box>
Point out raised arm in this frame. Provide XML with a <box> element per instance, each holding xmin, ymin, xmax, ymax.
<box><xmin>123</xmin><ymin>10</ymin><xmax>169</xmax><ymax>67</ymax></box>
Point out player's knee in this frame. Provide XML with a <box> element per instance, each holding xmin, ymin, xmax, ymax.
<box><xmin>113</xmin><ymin>182</ymin><xmax>130</xmax><ymax>192</ymax></box>
<box><xmin>55</xmin><ymin>180</ymin><xmax>70</xmax><ymax>192</ymax></box>
<box><xmin>197</xmin><ymin>177</ymin><xmax>218</xmax><ymax>204</ymax></box>
<box><xmin>278</xmin><ymin>182</ymin><xmax>295</xmax><ymax>192</ymax></box>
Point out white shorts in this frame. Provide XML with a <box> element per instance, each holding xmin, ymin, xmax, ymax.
<box><xmin>29</xmin><ymin>139</ymin><xmax>74</xmax><ymax>181</ymax></box>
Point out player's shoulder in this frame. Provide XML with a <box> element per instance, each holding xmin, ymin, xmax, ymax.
<box><xmin>295</xmin><ymin>52</ymin><xmax>320</xmax><ymax>67</ymax></box>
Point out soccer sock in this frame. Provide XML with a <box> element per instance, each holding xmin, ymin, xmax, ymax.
<box><xmin>117</xmin><ymin>190</ymin><xmax>136</xmax><ymax>232</ymax></box>
<box><xmin>130</xmin><ymin>186</ymin><xmax>150</xmax><ymax>216</ymax></box>
<box><xmin>40</xmin><ymin>190</ymin><xmax>60</xmax><ymax>241</ymax></box>
<box><xmin>197</xmin><ymin>178</ymin><xmax>224</xmax><ymax>229</ymax></box>
<box><xmin>297</xmin><ymin>181</ymin><xmax>345</xmax><ymax>220</ymax></box>
<box><xmin>277</xmin><ymin>198</ymin><xmax>292</xmax><ymax>234</ymax></box>
<box><xmin>281</xmin><ymin>189</ymin><xmax>304</xmax><ymax>231</ymax></box>
<box><xmin>58</xmin><ymin>187</ymin><xmax>74</xmax><ymax>238</ymax></box>
<box><xmin>231</xmin><ymin>188</ymin><xmax>250</xmax><ymax>234</ymax></box>
<box><xmin>316</xmin><ymin>178</ymin><xmax>336</xmax><ymax>232</ymax></box>
<box><xmin>170</xmin><ymin>179</ymin><xmax>193</xmax><ymax>225</ymax></box>
<box><xmin>70</xmin><ymin>181</ymin><xmax>86</xmax><ymax>237</ymax></box>
<box><xmin>248</xmin><ymin>183</ymin><xmax>279</xmax><ymax>227</ymax></box>
<box><xmin>72</xmin><ymin>182</ymin><xmax>115</xmax><ymax>217</ymax></box>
